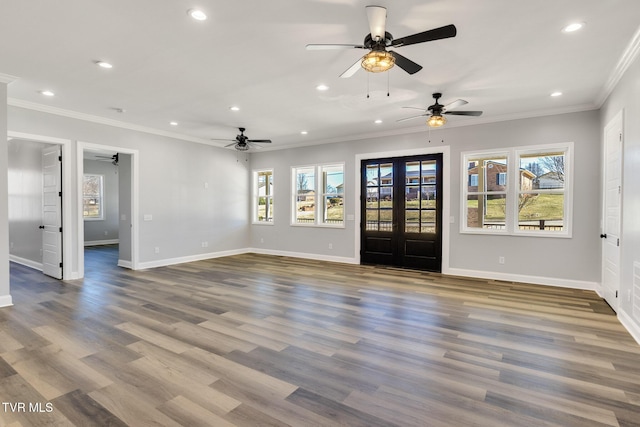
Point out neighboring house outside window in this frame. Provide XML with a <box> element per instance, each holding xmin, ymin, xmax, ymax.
<box><xmin>292</xmin><ymin>163</ymin><xmax>344</xmax><ymax>227</ymax></box>
<box><xmin>83</xmin><ymin>174</ymin><xmax>104</xmax><ymax>220</ymax></box>
<box><xmin>253</xmin><ymin>169</ymin><xmax>274</xmax><ymax>223</ymax></box>
<box><xmin>462</xmin><ymin>143</ymin><xmax>572</xmax><ymax>237</ymax></box>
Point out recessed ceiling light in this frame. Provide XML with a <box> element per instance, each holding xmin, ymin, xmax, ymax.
<box><xmin>562</xmin><ymin>22</ymin><xmax>584</xmax><ymax>33</ymax></box>
<box><xmin>229</xmin><ymin>106</ymin><xmax>240</xmax><ymax>111</ymax></box>
<box><xmin>300</xmin><ymin>131</ymin><xmax>308</xmax><ymax>135</ymax></box>
<box><xmin>316</xmin><ymin>84</ymin><xmax>329</xmax><ymax>91</ymax></box>
<box><xmin>550</xmin><ymin>91</ymin><xmax>563</xmax><ymax>97</ymax></box>
<box><xmin>188</xmin><ymin>9</ymin><xmax>207</xmax><ymax>21</ymax></box>
<box><xmin>374</xmin><ymin>119</ymin><xmax>383</xmax><ymax>124</ymax></box>
<box><xmin>96</xmin><ymin>61</ymin><xmax>113</xmax><ymax>69</ymax></box>
<box><xmin>170</xmin><ymin>121</ymin><xmax>178</xmax><ymax>126</ymax></box>
<box><xmin>40</xmin><ymin>90</ymin><xmax>55</xmax><ymax>96</ymax></box>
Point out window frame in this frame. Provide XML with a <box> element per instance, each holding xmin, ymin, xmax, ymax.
<box><xmin>252</xmin><ymin>169</ymin><xmax>274</xmax><ymax>225</ymax></box>
<box><xmin>83</xmin><ymin>173</ymin><xmax>105</xmax><ymax>221</ymax></box>
<box><xmin>291</xmin><ymin>163</ymin><xmax>345</xmax><ymax>228</ymax></box>
<box><xmin>461</xmin><ymin>142</ymin><xmax>573</xmax><ymax>238</ymax></box>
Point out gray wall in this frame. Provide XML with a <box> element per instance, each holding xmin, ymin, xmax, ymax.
<box><xmin>118</xmin><ymin>153</ymin><xmax>132</xmax><ymax>264</ymax></box>
<box><xmin>83</xmin><ymin>159</ymin><xmax>119</xmax><ymax>244</ymax></box>
<box><xmin>600</xmin><ymin>51</ymin><xmax>640</xmax><ymax>338</ymax></box>
<box><xmin>7</xmin><ymin>139</ymin><xmax>50</xmax><ymax>266</ymax></box>
<box><xmin>250</xmin><ymin>110</ymin><xmax>601</xmax><ymax>287</ymax></box>
<box><xmin>8</xmin><ymin>106</ymin><xmax>250</xmax><ymax>276</ymax></box>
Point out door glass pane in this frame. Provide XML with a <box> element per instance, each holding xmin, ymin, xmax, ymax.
<box><xmin>365</xmin><ymin>188</ymin><xmax>379</xmax><ymax>208</ymax></box>
<box><xmin>405</xmin><ymin>161</ymin><xmax>420</xmax><ymax>184</ymax></box>
<box><xmin>380</xmin><ymin>163</ymin><xmax>393</xmax><ymax>186</ymax></box>
<box><xmin>421</xmin><ymin>210</ymin><xmax>436</xmax><ymax>233</ymax></box>
<box><xmin>379</xmin><ymin>209</ymin><xmax>393</xmax><ymax>231</ymax></box>
<box><xmin>421</xmin><ymin>185</ymin><xmax>436</xmax><ymax>208</ymax></box>
<box><xmin>366</xmin><ymin>164</ymin><xmax>380</xmax><ymax>187</ymax></box>
<box><xmin>421</xmin><ymin>161</ymin><xmax>436</xmax><ymax>184</ymax></box>
<box><xmin>405</xmin><ymin>208</ymin><xmax>419</xmax><ymax>233</ymax></box>
<box><xmin>405</xmin><ymin>186</ymin><xmax>419</xmax><ymax>205</ymax></box>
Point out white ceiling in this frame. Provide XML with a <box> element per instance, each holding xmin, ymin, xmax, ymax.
<box><xmin>2</xmin><ymin>0</ymin><xmax>639</xmax><ymax>151</ymax></box>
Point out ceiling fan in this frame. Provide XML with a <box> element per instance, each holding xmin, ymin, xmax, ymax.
<box><xmin>95</xmin><ymin>153</ymin><xmax>119</xmax><ymax>165</ymax></box>
<box><xmin>212</xmin><ymin>127</ymin><xmax>272</xmax><ymax>151</ymax></box>
<box><xmin>306</xmin><ymin>5</ymin><xmax>456</xmax><ymax>78</ymax></box>
<box><xmin>398</xmin><ymin>93</ymin><xmax>483</xmax><ymax>127</ymax></box>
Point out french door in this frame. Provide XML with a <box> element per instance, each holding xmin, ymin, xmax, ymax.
<box><xmin>361</xmin><ymin>154</ymin><xmax>443</xmax><ymax>271</ymax></box>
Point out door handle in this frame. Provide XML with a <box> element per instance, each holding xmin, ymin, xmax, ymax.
<box><xmin>600</xmin><ymin>233</ymin><xmax>607</xmax><ymax>238</ymax></box>
<box><xmin>39</xmin><ymin>225</ymin><xmax>45</xmax><ymax>229</ymax></box>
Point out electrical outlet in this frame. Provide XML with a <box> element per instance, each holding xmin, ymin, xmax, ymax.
<box><xmin>329</xmin><ymin>243</ymin><xmax>333</xmax><ymax>250</ymax></box>
<box><xmin>499</xmin><ymin>256</ymin><xmax>505</xmax><ymax>264</ymax></box>
<box><xmin>104</xmin><ymin>231</ymin><xmax>109</xmax><ymax>236</ymax></box>
<box><xmin>201</xmin><ymin>241</ymin><xmax>208</xmax><ymax>248</ymax></box>
<box><xmin>154</xmin><ymin>247</ymin><xmax>160</xmax><ymax>254</ymax></box>
<box><xmin>260</xmin><ymin>238</ymin><xmax>264</xmax><ymax>243</ymax></box>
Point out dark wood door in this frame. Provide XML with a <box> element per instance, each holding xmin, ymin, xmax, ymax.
<box><xmin>361</xmin><ymin>154</ymin><xmax>443</xmax><ymax>272</ymax></box>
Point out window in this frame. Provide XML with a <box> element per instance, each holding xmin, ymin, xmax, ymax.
<box><xmin>83</xmin><ymin>174</ymin><xmax>104</xmax><ymax>220</ymax></box>
<box><xmin>253</xmin><ymin>169</ymin><xmax>273</xmax><ymax>223</ymax></box>
<box><xmin>292</xmin><ymin>163</ymin><xmax>344</xmax><ymax>226</ymax></box>
<box><xmin>461</xmin><ymin>143</ymin><xmax>572</xmax><ymax>237</ymax></box>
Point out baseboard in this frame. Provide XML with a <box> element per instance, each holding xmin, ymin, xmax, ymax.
<box><xmin>118</xmin><ymin>259</ymin><xmax>132</xmax><ymax>269</ymax></box>
<box><xmin>85</xmin><ymin>239</ymin><xmax>119</xmax><ymax>247</ymax></box>
<box><xmin>618</xmin><ymin>309</ymin><xmax>640</xmax><ymax>346</ymax></box>
<box><xmin>0</xmin><ymin>294</ymin><xmax>13</xmax><ymax>308</ymax></box>
<box><xmin>444</xmin><ymin>267</ymin><xmax>598</xmax><ymax>291</ymax></box>
<box><xmin>137</xmin><ymin>248</ymin><xmax>250</xmax><ymax>270</ymax></box>
<box><xmin>9</xmin><ymin>255</ymin><xmax>43</xmax><ymax>271</ymax></box>
<box><xmin>249</xmin><ymin>248</ymin><xmax>359</xmax><ymax>265</ymax></box>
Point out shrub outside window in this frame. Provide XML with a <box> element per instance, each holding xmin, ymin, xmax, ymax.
<box><xmin>83</xmin><ymin>174</ymin><xmax>104</xmax><ymax>220</ymax></box>
<box><xmin>253</xmin><ymin>169</ymin><xmax>274</xmax><ymax>223</ymax></box>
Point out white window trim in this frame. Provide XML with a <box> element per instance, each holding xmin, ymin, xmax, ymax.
<box><xmin>291</xmin><ymin>163</ymin><xmax>345</xmax><ymax>228</ymax></box>
<box><xmin>460</xmin><ymin>142</ymin><xmax>573</xmax><ymax>238</ymax></box>
<box><xmin>83</xmin><ymin>173</ymin><xmax>104</xmax><ymax>221</ymax></box>
<box><xmin>252</xmin><ymin>168</ymin><xmax>274</xmax><ymax>225</ymax></box>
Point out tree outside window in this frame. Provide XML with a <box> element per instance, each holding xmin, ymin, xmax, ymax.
<box><xmin>83</xmin><ymin>174</ymin><xmax>104</xmax><ymax>220</ymax></box>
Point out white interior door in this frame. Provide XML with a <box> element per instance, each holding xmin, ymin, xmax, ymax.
<box><xmin>602</xmin><ymin>112</ymin><xmax>623</xmax><ymax>311</ymax></box>
<box><xmin>42</xmin><ymin>145</ymin><xmax>63</xmax><ymax>279</ymax></box>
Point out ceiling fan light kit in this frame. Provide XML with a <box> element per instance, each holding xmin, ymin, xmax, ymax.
<box><xmin>427</xmin><ymin>115</ymin><xmax>447</xmax><ymax>128</ymax></box>
<box><xmin>361</xmin><ymin>50</ymin><xmax>395</xmax><ymax>73</ymax></box>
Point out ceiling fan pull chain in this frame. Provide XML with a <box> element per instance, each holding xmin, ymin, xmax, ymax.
<box><xmin>366</xmin><ymin>72</ymin><xmax>370</xmax><ymax>98</ymax></box>
<box><xmin>387</xmin><ymin>72</ymin><xmax>390</xmax><ymax>97</ymax></box>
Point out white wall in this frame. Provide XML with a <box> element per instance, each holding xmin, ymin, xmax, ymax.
<box><xmin>8</xmin><ymin>106</ymin><xmax>250</xmax><ymax>276</ymax></box>
<box><xmin>8</xmin><ymin>139</ymin><xmax>50</xmax><ymax>267</ymax></box>
<box><xmin>600</xmin><ymin>50</ymin><xmax>640</xmax><ymax>341</ymax></box>
<box><xmin>250</xmin><ymin>110</ymin><xmax>601</xmax><ymax>289</ymax></box>
<box><xmin>83</xmin><ymin>159</ymin><xmax>119</xmax><ymax>244</ymax></box>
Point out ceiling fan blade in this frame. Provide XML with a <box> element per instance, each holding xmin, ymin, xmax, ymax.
<box><xmin>397</xmin><ymin>113</ymin><xmax>429</xmax><ymax>123</ymax></box>
<box><xmin>444</xmin><ymin>110</ymin><xmax>483</xmax><ymax>116</ymax></box>
<box><xmin>247</xmin><ymin>143</ymin><xmax>264</xmax><ymax>149</ymax></box>
<box><xmin>247</xmin><ymin>139</ymin><xmax>272</xmax><ymax>143</ymax></box>
<box><xmin>389</xmin><ymin>51</ymin><xmax>422</xmax><ymax>75</ymax></box>
<box><xmin>391</xmin><ymin>24</ymin><xmax>457</xmax><ymax>47</ymax></box>
<box><xmin>444</xmin><ymin>99</ymin><xmax>468</xmax><ymax>110</ymax></box>
<box><xmin>224</xmin><ymin>142</ymin><xmax>238</xmax><ymax>147</ymax></box>
<box><xmin>340</xmin><ymin>57</ymin><xmax>363</xmax><ymax>78</ymax></box>
<box><xmin>366</xmin><ymin>5</ymin><xmax>387</xmax><ymax>41</ymax></box>
<box><xmin>402</xmin><ymin>106</ymin><xmax>428</xmax><ymax>111</ymax></box>
<box><xmin>306</xmin><ymin>44</ymin><xmax>366</xmax><ymax>50</ymax></box>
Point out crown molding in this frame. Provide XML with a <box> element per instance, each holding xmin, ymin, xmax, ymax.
<box><xmin>7</xmin><ymin>98</ymin><xmax>219</xmax><ymax>147</ymax></box>
<box><xmin>0</xmin><ymin>73</ymin><xmax>19</xmax><ymax>84</ymax></box>
<box><xmin>596</xmin><ymin>25</ymin><xmax>640</xmax><ymax>107</ymax></box>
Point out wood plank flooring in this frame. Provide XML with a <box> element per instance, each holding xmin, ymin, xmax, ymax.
<box><xmin>2</xmin><ymin>245</ymin><xmax>640</xmax><ymax>426</ymax></box>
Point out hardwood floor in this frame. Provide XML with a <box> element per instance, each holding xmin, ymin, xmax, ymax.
<box><xmin>2</xmin><ymin>245</ymin><xmax>640</xmax><ymax>426</ymax></box>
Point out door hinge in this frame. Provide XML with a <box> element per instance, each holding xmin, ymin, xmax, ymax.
<box><xmin>59</xmin><ymin>262</ymin><xmax>63</xmax><ymax>268</ymax></box>
<box><xmin>58</xmin><ymin>155</ymin><xmax>62</xmax><ymax>161</ymax></box>
<box><xmin>58</xmin><ymin>191</ymin><xmax>62</xmax><ymax>197</ymax></box>
<box><xmin>620</xmin><ymin>133</ymin><xmax>623</xmax><ymax>141</ymax></box>
<box><xmin>617</xmin><ymin>238</ymin><xmax>620</xmax><ymax>247</ymax></box>
<box><xmin>59</xmin><ymin>227</ymin><xmax>63</xmax><ymax>232</ymax></box>
<box><xmin>616</xmin><ymin>291</ymin><xmax>618</xmax><ymax>298</ymax></box>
